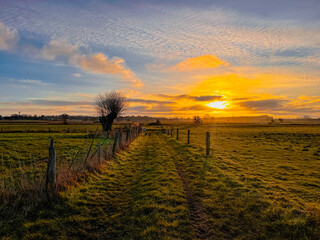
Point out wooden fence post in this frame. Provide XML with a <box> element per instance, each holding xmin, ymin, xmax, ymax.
<box><xmin>46</xmin><ymin>139</ymin><xmax>56</xmax><ymax>194</ymax></box>
<box><xmin>187</xmin><ymin>130</ymin><xmax>190</xmax><ymax>144</ymax></box>
<box><xmin>176</xmin><ymin>128</ymin><xmax>179</xmax><ymax>140</ymax></box>
<box><xmin>126</xmin><ymin>130</ymin><xmax>129</xmax><ymax>145</ymax></box>
<box><xmin>206</xmin><ymin>132</ymin><xmax>210</xmax><ymax>156</ymax></box>
<box><xmin>171</xmin><ymin>128</ymin><xmax>173</xmax><ymax>137</ymax></box>
<box><xmin>97</xmin><ymin>143</ymin><xmax>101</xmax><ymax>163</ymax></box>
<box><xmin>112</xmin><ymin>133</ymin><xmax>119</xmax><ymax>155</ymax></box>
<box><xmin>119</xmin><ymin>131</ymin><xmax>123</xmax><ymax>149</ymax></box>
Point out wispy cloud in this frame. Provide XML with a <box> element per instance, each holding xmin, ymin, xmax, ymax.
<box><xmin>30</xmin><ymin>99</ymin><xmax>93</xmax><ymax>106</ymax></box>
<box><xmin>239</xmin><ymin>99</ymin><xmax>286</xmax><ymax>111</ymax></box>
<box><xmin>0</xmin><ymin>24</ymin><xmax>143</xmax><ymax>87</ymax></box>
<box><xmin>157</xmin><ymin>94</ymin><xmax>223</xmax><ymax>101</ymax></box>
<box><xmin>15</xmin><ymin>79</ymin><xmax>50</xmax><ymax>86</ymax></box>
<box><xmin>0</xmin><ymin>21</ymin><xmax>18</xmax><ymax>51</ymax></box>
<box><xmin>2</xmin><ymin>2</ymin><xmax>319</xmax><ymax>69</ymax></box>
<box><xmin>0</xmin><ymin>2</ymin><xmax>320</xmax><ymax>117</ymax></box>
<box><xmin>171</xmin><ymin>55</ymin><xmax>229</xmax><ymax>72</ymax></box>
<box><xmin>26</xmin><ymin>40</ymin><xmax>143</xmax><ymax>87</ymax></box>
<box><xmin>127</xmin><ymin>98</ymin><xmax>173</xmax><ymax>104</ymax></box>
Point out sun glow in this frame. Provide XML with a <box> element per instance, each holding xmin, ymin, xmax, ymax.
<box><xmin>207</xmin><ymin>101</ymin><xmax>229</xmax><ymax>109</ymax></box>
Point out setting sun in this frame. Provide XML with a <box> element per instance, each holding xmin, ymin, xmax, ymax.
<box><xmin>206</xmin><ymin>101</ymin><xmax>229</xmax><ymax>109</ymax></box>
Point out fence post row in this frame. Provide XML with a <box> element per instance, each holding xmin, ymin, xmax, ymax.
<box><xmin>206</xmin><ymin>132</ymin><xmax>210</xmax><ymax>156</ymax></box>
<box><xmin>46</xmin><ymin>139</ymin><xmax>56</xmax><ymax>194</ymax></box>
<box><xmin>187</xmin><ymin>130</ymin><xmax>190</xmax><ymax>144</ymax></box>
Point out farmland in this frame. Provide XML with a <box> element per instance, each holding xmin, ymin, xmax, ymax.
<box><xmin>1</xmin><ymin>122</ymin><xmax>320</xmax><ymax>239</ymax></box>
<box><xmin>0</xmin><ymin>123</ymin><xmax>104</xmax><ymax>187</ymax></box>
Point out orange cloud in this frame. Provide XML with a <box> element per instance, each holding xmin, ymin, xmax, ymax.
<box><xmin>171</xmin><ymin>55</ymin><xmax>229</xmax><ymax>72</ymax></box>
<box><xmin>80</xmin><ymin>53</ymin><xmax>143</xmax><ymax>87</ymax></box>
<box><xmin>24</xmin><ymin>39</ymin><xmax>143</xmax><ymax>87</ymax></box>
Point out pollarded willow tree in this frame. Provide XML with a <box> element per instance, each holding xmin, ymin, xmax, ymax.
<box><xmin>95</xmin><ymin>91</ymin><xmax>127</xmax><ymax>132</ymax></box>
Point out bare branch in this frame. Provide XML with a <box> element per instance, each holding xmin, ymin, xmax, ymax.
<box><xmin>95</xmin><ymin>91</ymin><xmax>127</xmax><ymax>117</ymax></box>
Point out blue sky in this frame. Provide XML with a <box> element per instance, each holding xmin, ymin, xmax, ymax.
<box><xmin>0</xmin><ymin>0</ymin><xmax>319</xmax><ymax>117</ymax></box>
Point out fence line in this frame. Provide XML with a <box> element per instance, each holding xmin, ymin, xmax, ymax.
<box><xmin>163</xmin><ymin>126</ymin><xmax>263</xmax><ymax>157</ymax></box>
<box><xmin>47</xmin><ymin>123</ymin><xmax>143</xmax><ymax>196</ymax></box>
<box><xmin>165</xmin><ymin>127</ymin><xmax>213</xmax><ymax>156</ymax></box>
<box><xmin>0</xmin><ymin>123</ymin><xmax>143</xmax><ymax>200</ymax></box>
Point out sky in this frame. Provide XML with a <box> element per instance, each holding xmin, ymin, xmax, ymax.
<box><xmin>0</xmin><ymin>0</ymin><xmax>319</xmax><ymax>118</ymax></box>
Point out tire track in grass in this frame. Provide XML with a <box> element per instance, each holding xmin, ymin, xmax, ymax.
<box><xmin>159</xmin><ymin>134</ymin><xmax>213</xmax><ymax>240</ymax></box>
<box><xmin>173</xmin><ymin>159</ymin><xmax>212</xmax><ymax>240</ymax></box>
<box><xmin>22</xmin><ymin>133</ymin><xmax>193</xmax><ymax>240</ymax></box>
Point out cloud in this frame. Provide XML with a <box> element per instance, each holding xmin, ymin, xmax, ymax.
<box><xmin>79</xmin><ymin>53</ymin><xmax>143</xmax><ymax>87</ymax></box>
<box><xmin>127</xmin><ymin>98</ymin><xmax>173</xmax><ymax>104</ymax></box>
<box><xmin>129</xmin><ymin>104</ymin><xmax>174</xmax><ymax>113</ymax></box>
<box><xmin>171</xmin><ymin>55</ymin><xmax>229</xmax><ymax>72</ymax></box>
<box><xmin>239</xmin><ymin>99</ymin><xmax>286</xmax><ymax>111</ymax></box>
<box><xmin>179</xmin><ymin>104</ymin><xmax>212</xmax><ymax>111</ymax></box>
<box><xmin>40</xmin><ymin>40</ymin><xmax>79</xmax><ymax>60</ymax></box>
<box><xmin>73</xmin><ymin>73</ymin><xmax>82</xmax><ymax>77</ymax></box>
<box><xmin>157</xmin><ymin>94</ymin><xmax>223</xmax><ymax>101</ymax></box>
<box><xmin>30</xmin><ymin>99</ymin><xmax>93</xmax><ymax>106</ymax></box>
<box><xmin>274</xmin><ymin>47</ymin><xmax>316</xmax><ymax>58</ymax></box>
<box><xmin>2</xmin><ymin>1</ymin><xmax>320</xmax><ymax>71</ymax></box>
<box><xmin>0</xmin><ymin>21</ymin><xmax>19</xmax><ymax>51</ymax></box>
<box><xmin>24</xmin><ymin>39</ymin><xmax>143</xmax><ymax>87</ymax></box>
<box><xmin>16</xmin><ymin>79</ymin><xmax>50</xmax><ymax>86</ymax></box>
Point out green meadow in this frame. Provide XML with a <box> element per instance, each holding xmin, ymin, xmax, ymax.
<box><xmin>1</xmin><ymin>123</ymin><xmax>320</xmax><ymax>239</ymax></box>
<box><xmin>0</xmin><ymin>123</ymin><xmax>109</xmax><ymax>191</ymax></box>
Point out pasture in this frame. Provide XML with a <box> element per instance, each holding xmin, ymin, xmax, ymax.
<box><xmin>1</xmin><ymin>122</ymin><xmax>320</xmax><ymax>239</ymax></box>
<box><xmin>0</xmin><ymin>123</ymin><xmax>103</xmax><ymax>187</ymax></box>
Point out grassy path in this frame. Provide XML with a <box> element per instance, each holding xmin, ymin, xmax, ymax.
<box><xmin>22</xmin><ymin>132</ymin><xmax>194</xmax><ymax>240</ymax></box>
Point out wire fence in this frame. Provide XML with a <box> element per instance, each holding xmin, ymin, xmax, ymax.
<box><xmin>0</xmin><ymin>123</ymin><xmax>143</xmax><ymax>201</ymax></box>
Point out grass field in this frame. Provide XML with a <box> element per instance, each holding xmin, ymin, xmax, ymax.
<box><xmin>1</xmin><ymin>123</ymin><xmax>320</xmax><ymax>239</ymax></box>
<box><xmin>0</xmin><ymin>123</ymin><xmax>113</xmax><ymax>195</ymax></box>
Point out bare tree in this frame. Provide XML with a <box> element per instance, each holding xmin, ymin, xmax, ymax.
<box><xmin>61</xmin><ymin>113</ymin><xmax>69</xmax><ymax>124</ymax></box>
<box><xmin>193</xmin><ymin>116</ymin><xmax>202</xmax><ymax>125</ymax></box>
<box><xmin>95</xmin><ymin>91</ymin><xmax>127</xmax><ymax>132</ymax></box>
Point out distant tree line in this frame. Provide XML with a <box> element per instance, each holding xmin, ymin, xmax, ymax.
<box><xmin>0</xmin><ymin>113</ymin><xmax>185</xmax><ymax>123</ymax></box>
<box><xmin>0</xmin><ymin>114</ymin><xmax>99</xmax><ymax>121</ymax></box>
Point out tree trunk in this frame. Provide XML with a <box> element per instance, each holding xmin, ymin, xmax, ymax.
<box><xmin>99</xmin><ymin>116</ymin><xmax>108</xmax><ymax>132</ymax></box>
<box><xmin>100</xmin><ymin>113</ymin><xmax>117</xmax><ymax>132</ymax></box>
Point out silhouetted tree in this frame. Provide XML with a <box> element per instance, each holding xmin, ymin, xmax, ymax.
<box><xmin>193</xmin><ymin>116</ymin><xmax>202</xmax><ymax>125</ymax></box>
<box><xmin>95</xmin><ymin>91</ymin><xmax>127</xmax><ymax>132</ymax></box>
<box><xmin>61</xmin><ymin>113</ymin><xmax>69</xmax><ymax>124</ymax></box>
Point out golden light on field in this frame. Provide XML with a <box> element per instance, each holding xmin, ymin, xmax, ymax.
<box><xmin>207</xmin><ymin>101</ymin><xmax>229</xmax><ymax>109</ymax></box>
